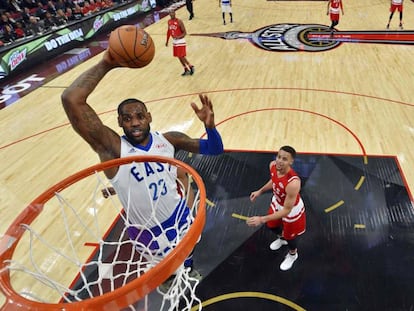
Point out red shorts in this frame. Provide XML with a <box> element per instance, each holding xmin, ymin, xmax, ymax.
<box><xmin>330</xmin><ymin>13</ymin><xmax>340</xmax><ymax>21</ymax></box>
<box><xmin>390</xmin><ymin>4</ymin><xmax>403</xmax><ymax>12</ymax></box>
<box><xmin>173</xmin><ymin>44</ymin><xmax>186</xmax><ymax>57</ymax></box>
<box><xmin>266</xmin><ymin>206</ymin><xmax>306</xmax><ymax>240</ymax></box>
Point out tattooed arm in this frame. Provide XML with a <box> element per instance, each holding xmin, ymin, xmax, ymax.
<box><xmin>61</xmin><ymin>51</ymin><xmax>121</xmax><ymax>174</ymax></box>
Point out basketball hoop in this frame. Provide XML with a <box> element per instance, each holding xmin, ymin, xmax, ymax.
<box><xmin>0</xmin><ymin>156</ymin><xmax>206</xmax><ymax>311</ymax></box>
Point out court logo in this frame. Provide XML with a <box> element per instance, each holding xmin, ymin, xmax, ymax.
<box><xmin>192</xmin><ymin>23</ymin><xmax>414</xmax><ymax>52</ymax></box>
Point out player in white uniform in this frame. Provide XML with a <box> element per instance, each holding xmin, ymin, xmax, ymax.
<box><xmin>219</xmin><ymin>0</ymin><xmax>233</xmax><ymax>25</ymax></box>
<box><xmin>111</xmin><ymin>132</ymin><xmax>193</xmax><ymax>266</ymax></box>
<box><xmin>62</xmin><ymin>51</ymin><xmax>224</xmax><ymax>278</ymax></box>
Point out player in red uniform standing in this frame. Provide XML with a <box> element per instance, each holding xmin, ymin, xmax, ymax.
<box><xmin>327</xmin><ymin>0</ymin><xmax>344</xmax><ymax>33</ymax></box>
<box><xmin>386</xmin><ymin>0</ymin><xmax>404</xmax><ymax>30</ymax></box>
<box><xmin>246</xmin><ymin>146</ymin><xmax>306</xmax><ymax>271</ymax></box>
<box><xmin>165</xmin><ymin>9</ymin><xmax>195</xmax><ymax>76</ymax></box>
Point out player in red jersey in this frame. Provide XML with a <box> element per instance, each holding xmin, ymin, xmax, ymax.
<box><xmin>247</xmin><ymin>146</ymin><xmax>306</xmax><ymax>271</ymax></box>
<box><xmin>165</xmin><ymin>9</ymin><xmax>195</xmax><ymax>76</ymax></box>
<box><xmin>387</xmin><ymin>0</ymin><xmax>404</xmax><ymax>30</ymax></box>
<box><xmin>327</xmin><ymin>0</ymin><xmax>344</xmax><ymax>33</ymax></box>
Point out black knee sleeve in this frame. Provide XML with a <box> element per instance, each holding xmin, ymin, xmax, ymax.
<box><xmin>287</xmin><ymin>238</ymin><xmax>298</xmax><ymax>251</ymax></box>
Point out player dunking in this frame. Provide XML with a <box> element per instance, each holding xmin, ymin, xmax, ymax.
<box><xmin>165</xmin><ymin>9</ymin><xmax>195</xmax><ymax>76</ymax></box>
<box><xmin>62</xmin><ymin>50</ymin><xmax>224</xmax><ymax>290</ymax></box>
<box><xmin>327</xmin><ymin>0</ymin><xmax>344</xmax><ymax>34</ymax></box>
<box><xmin>387</xmin><ymin>0</ymin><xmax>404</xmax><ymax>30</ymax></box>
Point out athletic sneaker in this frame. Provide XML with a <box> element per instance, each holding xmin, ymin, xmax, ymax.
<box><xmin>280</xmin><ymin>252</ymin><xmax>298</xmax><ymax>271</ymax></box>
<box><xmin>399</xmin><ymin>23</ymin><xmax>403</xmax><ymax>30</ymax></box>
<box><xmin>181</xmin><ymin>70</ymin><xmax>190</xmax><ymax>76</ymax></box>
<box><xmin>190</xmin><ymin>66</ymin><xmax>195</xmax><ymax>75</ymax></box>
<box><xmin>269</xmin><ymin>238</ymin><xmax>288</xmax><ymax>251</ymax></box>
<box><xmin>386</xmin><ymin>24</ymin><xmax>390</xmax><ymax>29</ymax></box>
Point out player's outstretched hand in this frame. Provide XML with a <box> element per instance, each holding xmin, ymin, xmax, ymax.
<box><xmin>250</xmin><ymin>190</ymin><xmax>261</xmax><ymax>202</ymax></box>
<box><xmin>191</xmin><ymin>94</ymin><xmax>215</xmax><ymax>128</ymax></box>
<box><xmin>246</xmin><ymin>216</ymin><xmax>262</xmax><ymax>227</ymax></box>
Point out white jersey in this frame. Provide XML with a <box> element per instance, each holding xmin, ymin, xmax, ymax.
<box><xmin>110</xmin><ymin>132</ymin><xmax>181</xmax><ymax>228</ymax></box>
<box><xmin>221</xmin><ymin>0</ymin><xmax>232</xmax><ymax>13</ymax></box>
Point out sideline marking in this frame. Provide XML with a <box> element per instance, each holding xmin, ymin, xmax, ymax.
<box><xmin>354</xmin><ymin>176</ymin><xmax>366</xmax><ymax>190</ymax></box>
<box><xmin>191</xmin><ymin>291</ymin><xmax>306</xmax><ymax>310</ymax></box>
<box><xmin>354</xmin><ymin>224</ymin><xmax>366</xmax><ymax>229</ymax></box>
<box><xmin>324</xmin><ymin>200</ymin><xmax>345</xmax><ymax>213</ymax></box>
<box><xmin>232</xmin><ymin>213</ymin><xmax>249</xmax><ymax>221</ymax></box>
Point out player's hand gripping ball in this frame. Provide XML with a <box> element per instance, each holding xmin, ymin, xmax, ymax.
<box><xmin>108</xmin><ymin>25</ymin><xmax>155</xmax><ymax>68</ymax></box>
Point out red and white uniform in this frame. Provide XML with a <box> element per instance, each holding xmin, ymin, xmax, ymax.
<box><xmin>328</xmin><ymin>0</ymin><xmax>343</xmax><ymax>21</ymax></box>
<box><xmin>390</xmin><ymin>0</ymin><xmax>403</xmax><ymax>13</ymax></box>
<box><xmin>266</xmin><ymin>165</ymin><xmax>306</xmax><ymax>240</ymax></box>
<box><xmin>167</xmin><ymin>18</ymin><xmax>186</xmax><ymax>57</ymax></box>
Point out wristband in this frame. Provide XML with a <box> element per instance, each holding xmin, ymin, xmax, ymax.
<box><xmin>199</xmin><ymin>128</ymin><xmax>224</xmax><ymax>155</ymax></box>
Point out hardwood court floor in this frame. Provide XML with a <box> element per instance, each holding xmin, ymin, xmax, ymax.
<box><xmin>1</xmin><ymin>0</ymin><xmax>414</xmax><ymax>309</ymax></box>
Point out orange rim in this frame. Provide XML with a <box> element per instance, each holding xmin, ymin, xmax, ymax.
<box><xmin>0</xmin><ymin>155</ymin><xmax>206</xmax><ymax>311</ymax></box>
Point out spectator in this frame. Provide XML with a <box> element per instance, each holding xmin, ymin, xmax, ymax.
<box><xmin>43</xmin><ymin>11</ymin><xmax>58</xmax><ymax>30</ymax></box>
<box><xmin>2</xmin><ymin>24</ymin><xmax>17</xmax><ymax>42</ymax></box>
<box><xmin>103</xmin><ymin>0</ymin><xmax>113</xmax><ymax>8</ymax></box>
<box><xmin>34</xmin><ymin>1</ymin><xmax>47</xmax><ymax>19</ymax></box>
<box><xmin>65</xmin><ymin>0</ymin><xmax>74</xmax><ymax>7</ymax></box>
<box><xmin>80</xmin><ymin>0</ymin><xmax>92</xmax><ymax>15</ymax></box>
<box><xmin>46</xmin><ymin>0</ymin><xmax>57</xmax><ymax>14</ymax></box>
<box><xmin>27</xmin><ymin>14</ymin><xmax>44</xmax><ymax>34</ymax></box>
<box><xmin>55</xmin><ymin>8</ymin><xmax>68</xmax><ymax>24</ymax></box>
<box><xmin>9</xmin><ymin>0</ymin><xmax>23</xmax><ymax>12</ymax></box>
<box><xmin>74</xmin><ymin>0</ymin><xmax>84</xmax><ymax>7</ymax></box>
<box><xmin>55</xmin><ymin>0</ymin><xmax>66</xmax><ymax>11</ymax></box>
<box><xmin>95</xmin><ymin>0</ymin><xmax>107</xmax><ymax>10</ymax></box>
<box><xmin>21</xmin><ymin>0</ymin><xmax>37</xmax><ymax>9</ymax></box>
<box><xmin>0</xmin><ymin>13</ymin><xmax>16</xmax><ymax>43</ymax></box>
<box><xmin>0</xmin><ymin>0</ymin><xmax>16</xmax><ymax>12</ymax></box>
<box><xmin>14</xmin><ymin>21</ymin><xmax>31</xmax><ymax>38</ymax></box>
<box><xmin>5</xmin><ymin>11</ymin><xmax>18</xmax><ymax>25</ymax></box>
<box><xmin>20</xmin><ymin>7</ymin><xmax>32</xmax><ymax>25</ymax></box>
<box><xmin>72</xmin><ymin>3</ymin><xmax>83</xmax><ymax>18</ymax></box>
<box><xmin>0</xmin><ymin>13</ymin><xmax>15</xmax><ymax>29</ymax></box>
<box><xmin>65</xmin><ymin>6</ymin><xmax>78</xmax><ymax>20</ymax></box>
<box><xmin>88</xmin><ymin>0</ymin><xmax>99</xmax><ymax>12</ymax></box>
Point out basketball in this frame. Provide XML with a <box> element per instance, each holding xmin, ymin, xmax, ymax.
<box><xmin>108</xmin><ymin>25</ymin><xmax>155</xmax><ymax>68</ymax></box>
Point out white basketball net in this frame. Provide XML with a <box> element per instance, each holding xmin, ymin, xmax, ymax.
<box><xmin>0</xmin><ymin>159</ymin><xmax>203</xmax><ymax>311</ymax></box>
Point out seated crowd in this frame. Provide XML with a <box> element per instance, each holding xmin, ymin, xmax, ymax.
<box><xmin>0</xmin><ymin>0</ymin><xmax>117</xmax><ymax>46</ymax></box>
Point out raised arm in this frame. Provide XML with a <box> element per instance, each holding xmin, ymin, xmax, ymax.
<box><xmin>61</xmin><ymin>51</ymin><xmax>121</xmax><ymax>163</ymax></box>
<box><xmin>164</xmin><ymin>94</ymin><xmax>224</xmax><ymax>155</ymax></box>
